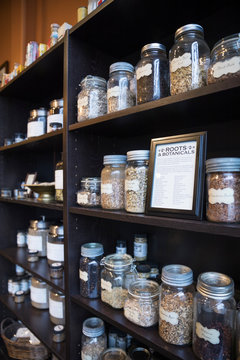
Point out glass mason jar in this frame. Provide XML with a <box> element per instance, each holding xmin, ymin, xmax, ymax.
<box><xmin>134</xmin><ymin>234</ymin><xmax>148</xmax><ymax>261</ymax></box>
<box><xmin>208</xmin><ymin>33</ymin><xmax>240</xmax><ymax>84</ymax></box>
<box><xmin>47</xmin><ymin>224</ymin><xmax>64</xmax><ymax>265</ymax></box>
<box><xmin>81</xmin><ymin>317</ymin><xmax>107</xmax><ymax>360</ymax></box>
<box><xmin>49</xmin><ymin>289</ymin><xmax>65</xmax><ymax>325</ymax></box>
<box><xmin>136</xmin><ymin>264</ymin><xmax>151</xmax><ymax>279</ymax></box>
<box><xmin>77</xmin><ymin>177</ymin><xmax>101</xmax><ymax>207</ymax></box>
<box><xmin>107</xmin><ymin>62</ymin><xmax>136</xmax><ymax>113</ymax></box>
<box><xmin>193</xmin><ymin>272</ymin><xmax>236</xmax><ymax>360</ymax></box>
<box><xmin>169</xmin><ymin>24</ymin><xmax>210</xmax><ymax>95</ymax></box>
<box><xmin>116</xmin><ymin>239</ymin><xmax>127</xmax><ymax>255</ymax></box>
<box><xmin>101</xmin><ymin>155</ymin><xmax>127</xmax><ymax>210</ymax></box>
<box><xmin>125</xmin><ymin>150</ymin><xmax>149</xmax><ymax>213</ymax></box>
<box><xmin>128</xmin><ymin>346</ymin><xmax>151</xmax><ymax>360</ymax></box>
<box><xmin>77</xmin><ymin>75</ymin><xmax>107</xmax><ymax>122</ymax></box>
<box><xmin>47</xmin><ymin>99</ymin><xmax>63</xmax><ymax>132</ymax></box>
<box><xmin>124</xmin><ymin>279</ymin><xmax>159</xmax><ymax>327</ymax></box>
<box><xmin>79</xmin><ymin>242</ymin><xmax>104</xmax><ymax>299</ymax></box>
<box><xmin>27</xmin><ymin>216</ymin><xmax>50</xmax><ymax>257</ymax></box>
<box><xmin>206</xmin><ymin>157</ymin><xmax>240</xmax><ymax>223</ymax></box>
<box><xmin>27</xmin><ymin>108</ymin><xmax>47</xmax><ymax>138</ymax></box>
<box><xmin>136</xmin><ymin>43</ymin><xmax>169</xmax><ymax>105</ymax></box>
<box><xmin>101</xmin><ymin>253</ymin><xmax>134</xmax><ymax>309</ymax></box>
<box><xmin>159</xmin><ymin>264</ymin><xmax>194</xmax><ymax>345</ymax></box>
<box><xmin>30</xmin><ymin>277</ymin><xmax>49</xmax><ymax>309</ymax></box>
<box><xmin>55</xmin><ymin>154</ymin><xmax>63</xmax><ymax>202</ymax></box>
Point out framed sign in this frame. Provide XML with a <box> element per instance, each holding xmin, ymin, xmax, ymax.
<box><xmin>146</xmin><ymin>132</ymin><xmax>207</xmax><ymax>220</ymax></box>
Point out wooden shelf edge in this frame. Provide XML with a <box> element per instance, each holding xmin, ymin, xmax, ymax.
<box><xmin>0</xmin><ymin>198</ymin><xmax>63</xmax><ymax>211</ymax></box>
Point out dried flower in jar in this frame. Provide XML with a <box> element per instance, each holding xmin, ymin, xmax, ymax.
<box><xmin>101</xmin><ymin>287</ymin><xmax>128</xmax><ymax>309</ymax></box>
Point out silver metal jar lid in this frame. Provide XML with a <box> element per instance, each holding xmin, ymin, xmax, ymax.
<box><xmin>128</xmin><ymin>279</ymin><xmax>159</xmax><ymax>299</ymax></box>
<box><xmin>82</xmin><ymin>317</ymin><xmax>105</xmax><ymax>337</ymax></box>
<box><xmin>49</xmin><ymin>224</ymin><xmax>64</xmax><ymax>237</ymax></box>
<box><xmin>197</xmin><ymin>272</ymin><xmax>234</xmax><ymax>300</ymax></box>
<box><xmin>141</xmin><ymin>43</ymin><xmax>166</xmax><ymax>53</ymax></box>
<box><xmin>206</xmin><ymin>157</ymin><xmax>240</xmax><ymax>173</ymax></box>
<box><xmin>175</xmin><ymin>24</ymin><xmax>204</xmax><ymax>39</ymax></box>
<box><xmin>30</xmin><ymin>216</ymin><xmax>50</xmax><ymax>230</ymax></box>
<box><xmin>109</xmin><ymin>62</ymin><xmax>134</xmax><ymax>74</ymax></box>
<box><xmin>161</xmin><ymin>264</ymin><xmax>193</xmax><ymax>286</ymax></box>
<box><xmin>211</xmin><ymin>33</ymin><xmax>240</xmax><ymax>55</ymax></box>
<box><xmin>81</xmin><ymin>75</ymin><xmax>107</xmax><ymax>89</ymax></box>
<box><xmin>127</xmin><ymin>150</ymin><xmax>150</xmax><ymax>161</ymax></box>
<box><xmin>81</xmin><ymin>242</ymin><xmax>104</xmax><ymax>257</ymax></box>
<box><xmin>50</xmin><ymin>99</ymin><xmax>64</xmax><ymax>108</ymax></box>
<box><xmin>81</xmin><ymin>177</ymin><xmax>101</xmax><ymax>186</ymax></box>
<box><xmin>54</xmin><ymin>325</ymin><xmax>65</xmax><ymax>334</ymax></box>
<box><xmin>101</xmin><ymin>253</ymin><xmax>133</xmax><ymax>270</ymax></box>
<box><xmin>50</xmin><ymin>262</ymin><xmax>63</xmax><ymax>269</ymax></box>
<box><xmin>103</xmin><ymin>155</ymin><xmax>127</xmax><ymax>165</ymax></box>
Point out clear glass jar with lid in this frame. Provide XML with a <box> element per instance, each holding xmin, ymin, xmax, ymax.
<box><xmin>134</xmin><ymin>234</ymin><xmax>148</xmax><ymax>261</ymax></box>
<box><xmin>101</xmin><ymin>253</ymin><xmax>135</xmax><ymax>309</ymax></box>
<box><xmin>77</xmin><ymin>75</ymin><xmax>107</xmax><ymax>122</ymax></box>
<box><xmin>101</xmin><ymin>348</ymin><xmax>128</xmax><ymax>360</ymax></box>
<box><xmin>136</xmin><ymin>264</ymin><xmax>151</xmax><ymax>279</ymax></box>
<box><xmin>193</xmin><ymin>272</ymin><xmax>236</xmax><ymax>360</ymax></box>
<box><xmin>125</xmin><ymin>150</ymin><xmax>149</xmax><ymax>213</ymax></box>
<box><xmin>107</xmin><ymin>62</ymin><xmax>136</xmax><ymax>113</ymax></box>
<box><xmin>27</xmin><ymin>216</ymin><xmax>51</xmax><ymax>257</ymax></box>
<box><xmin>208</xmin><ymin>33</ymin><xmax>240</xmax><ymax>84</ymax></box>
<box><xmin>47</xmin><ymin>98</ymin><xmax>63</xmax><ymax>132</ymax></box>
<box><xmin>124</xmin><ymin>279</ymin><xmax>159</xmax><ymax>327</ymax></box>
<box><xmin>136</xmin><ymin>43</ymin><xmax>169</xmax><ymax>105</ymax></box>
<box><xmin>47</xmin><ymin>224</ymin><xmax>64</xmax><ymax>265</ymax></box>
<box><xmin>30</xmin><ymin>277</ymin><xmax>49</xmax><ymax>309</ymax></box>
<box><xmin>206</xmin><ymin>157</ymin><xmax>240</xmax><ymax>223</ymax></box>
<box><xmin>81</xmin><ymin>317</ymin><xmax>107</xmax><ymax>360</ymax></box>
<box><xmin>55</xmin><ymin>154</ymin><xmax>63</xmax><ymax>202</ymax></box>
<box><xmin>27</xmin><ymin>108</ymin><xmax>47</xmax><ymax>138</ymax></box>
<box><xmin>169</xmin><ymin>24</ymin><xmax>210</xmax><ymax>95</ymax></box>
<box><xmin>49</xmin><ymin>288</ymin><xmax>65</xmax><ymax>325</ymax></box>
<box><xmin>101</xmin><ymin>155</ymin><xmax>127</xmax><ymax>210</ymax></box>
<box><xmin>159</xmin><ymin>264</ymin><xmax>194</xmax><ymax>345</ymax></box>
<box><xmin>77</xmin><ymin>177</ymin><xmax>101</xmax><ymax>207</ymax></box>
<box><xmin>80</xmin><ymin>242</ymin><xmax>104</xmax><ymax>299</ymax></box>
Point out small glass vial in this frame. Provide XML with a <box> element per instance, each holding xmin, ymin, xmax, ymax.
<box><xmin>50</xmin><ymin>263</ymin><xmax>64</xmax><ymax>279</ymax></box>
<box><xmin>47</xmin><ymin>224</ymin><xmax>64</xmax><ymax>265</ymax></box>
<box><xmin>136</xmin><ymin>43</ymin><xmax>169</xmax><ymax>104</ymax></box>
<box><xmin>125</xmin><ymin>150</ymin><xmax>149</xmax><ymax>213</ymax></box>
<box><xmin>55</xmin><ymin>155</ymin><xmax>63</xmax><ymax>202</ymax></box>
<box><xmin>193</xmin><ymin>272</ymin><xmax>235</xmax><ymax>360</ymax></box>
<box><xmin>77</xmin><ymin>75</ymin><xmax>107</xmax><ymax>122</ymax></box>
<box><xmin>134</xmin><ymin>234</ymin><xmax>147</xmax><ymax>261</ymax></box>
<box><xmin>81</xmin><ymin>317</ymin><xmax>107</xmax><ymax>360</ymax></box>
<box><xmin>17</xmin><ymin>231</ymin><xmax>27</xmax><ymax>247</ymax></box>
<box><xmin>101</xmin><ymin>348</ymin><xmax>128</xmax><ymax>360</ymax></box>
<box><xmin>169</xmin><ymin>24</ymin><xmax>210</xmax><ymax>95</ymax></box>
<box><xmin>136</xmin><ymin>264</ymin><xmax>151</xmax><ymax>279</ymax></box>
<box><xmin>77</xmin><ymin>177</ymin><xmax>101</xmax><ymax>207</ymax></box>
<box><xmin>47</xmin><ymin>99</ymin><xmax>63</xmax><ymax>132</ymax></box>
<box><xmin>16</xmin><ymin>264</ymin><xmax>25</xmax><ymax>276</ymax></box>
<box><xmin>53</xmin><ymin>325</ymin><xmax>65</xmax><ymax>343</ymax></box>
<box><xmin>14</xmin><ymin>290</ymin><xmax>25</xmax><ymax>303</ymax></box>
<box><xmin>30</xmin><ymin>277</ymin><xmax>49</xmax><ymax>309</ymax></box>
<box><xmin>116</xmin><ymin>239</ymin><xmax>127</xmax><ymax>254</ymax></box>
<box><xmin>27</xmin><ymin>108</ymin><xmax>47</xmax><ymax>138</ymax></box>
<box><xmin>159</xmin><ymin>264</ymin><xmax>194</xmax><ymax>345</ymax></box>
<box><xmin>27</xmin><ymin>216</ymin><xmax>50</xmax><ymax>257</ymax></box>
<box><xmin>50</xmin><ymin>23</ymin><xmax>59</xmax><ymax>47</ymax></box>
<box><xmin>101</xmin><ymin>155</ymin><xmax>126</xmax><ymax>210</ymax></box>
<box><xmin>107</xmin><ymin>62</ymin><xmax>136</xmax><ymax>113</ymax></box>
<box><xmin>27</xmin><ymin>249</ymin><xmax>39</xmax><ymax>262</ymax></box>
<box><xmin>80</xmin><ymin>242</ymin><xmax>104</xmax><ymax>299</ymax></box>
<box><xmin>49</xmin><ymin>289</ymin><xmax>65</xmax><ymax>325</ymax></box>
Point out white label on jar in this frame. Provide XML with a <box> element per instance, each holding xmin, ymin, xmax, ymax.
<box><xmin>101</xmin><ymin>183</ymin><xmax>113</xmax><ymax>194</ymax></box>
<box><xmin>208</xmin><ymin>188</ymin><xmax>234</xmax><ymax>205</ymax></box>
<box><xmin>160</xmin><ymin>306</ymin><xmax>178</xmax><ymax>325</ymax></box>
<box><xmin>27</xmin><ymin>121</ymin><xmax>44</xmax><ymax>138</ymax></box>
<box><xmin>49</xmin><ymin>298</ymin><xmax>64</xmax><ymax>319</ymax></box>
<box><xmin>17</xmin><ymin>232</ymin><xmax>26</xmax><ymax>246</ymax></box>
<box><xmin>125</xmin><ymin>179</ymin><xmax>140</xmax><ymax>192</ymax></box>
<box><xmin>79</xmin><ymin>270</ymin><xmax>88</xmax><ymax>282</ymax></box>
<box><xmin>107</xmin><ymin>86</ymin><xmax>121</xmax><ymax>99</ymax></box>
<box><xmin>47</xmin><ymin>114</ymin><xmax>63</xmax><ymax>133</ymax></box>
<box><xmin>27</xmin><ymin>234</ymin><xmax>43</xmax><ymax>252</ymax></box>
<box><xmin>55</xmin><ymin>169</ymin><xmax>63</xmax><ymax>190</ymax></box>
<box><xmin>170</xmin><ymin>53</ymin><xmax>192</xmax><ymax>72</ymax></box>
<box><xmin>47</xmin><ymin>242</ymin><xmax>64</xmax><ymax>262</ymax></box>
<box><xmin>196</xmin><ymin>322</ymin><xmax>220</xmax><ymax>345</ymax></box>
<box><xmin>77</xmin><ymin>193</ymin><xmax>88</xmax><ymax>205</ymax></box>
<box><xmin>212</xmin><ymin>56</ymin><xmax>240</xmax><ymax>78</ymax></box>
<box><xmin>78</xmin><ymin>96</ymin><xmax>88</xmax><ymax>108</ymax></box>
<box><xmin>101</xmin><ymin>279</ymin><xmax>112</xmax><ymax>292</ymax></box>
<box><xmin>134</xmin><ymin>242</ymin><xmax>147</xmax><ymax>258</ymax></box>
<box><xmin>30</xmin><ymin>286</ymin><xmax>47</xmax><ymax>304</ymax></box>
<box><xmin>136</xmin><ymin>63</ymin><xmax>152</xmax><ymax>80</ymax></box>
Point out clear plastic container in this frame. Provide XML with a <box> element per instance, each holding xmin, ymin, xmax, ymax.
<box><xmin>107</xmin><ymin>62</ymin><xmax>136</xmax><ymax>113</ymax></box>
<box><xmin>169</xmin><ymin>24</ymin><xmax>210</xmax><ymax>95</ymax></box>
<box><xmin>81</xmin><ymin>317</ymin><xmax>107</xmax><ymax>360</ymax></box>
<box><xmin>27</xmin><ymin>216</ymin><xmax>50</xmax><ymax>257</ymax></box>
<box><xmin>124</xmin><ymin>279</ymin><xmax>159</xmax><ymax>327</ymax></box>
<box><xmin>101</xmin><ymin>155</ymin><xmax>127</xmax><ymax>210</ymax></box>
<box><xmin>77</xmin><ymin>75</ymin><xmax>107</xmax><ymax>122</ymax></box>
<box><xmin>136</xmin><ymin>43</ymin><xmax>169</xmax><ymax>104</ymax></box>
<box><xmin>77</xmin><ymin>177</ymin><xmax>101</xmax><ymax>207</ymax></box>
<box><xmin>47</xmin><ymin>224</ymin><xmax>64</xmax><ymax>265</ymax></box>
<box><xmin>206</xmin><ymin>157</ymin><xmax>240</xmax><ymax>223</ymax></box>
<box><xmin>125</xmin><ymin>150</ymin><xmax>149</xmax><ymax>213</ymax></box>
<box><xmin>30</xmin><ymin>277</ymin><xmax>49</xmax><ymax>309</ymax></box>
<box><xmin>49</xmin><ymin>289</ymin><xmax>65</xmax><ymax>325</ymax></box>
<box><xmin>159</xmin><ymin>264</ymin><xmax>194</xmax><ymax>345</ymax></box>
<box><xmin>193</xmin><ymin>272</ymin><xmax>235</xmax><ymax>360</ymax></box>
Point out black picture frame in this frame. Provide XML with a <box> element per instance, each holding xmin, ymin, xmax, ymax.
<box><xmin>0</xmin><ymin>61</ymin><xmax>9</xmax><ymax>85</ymax></box>
<box><xmin>146</xmin><ymin>131</ymin><xmax>207</xmax><ymax>220</ymax></box>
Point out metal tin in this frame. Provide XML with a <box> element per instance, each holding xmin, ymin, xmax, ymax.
<box><xmin>53</xmin><ymin>325</ymin><xmax>65</xmax><ymax>343</ymax></box>
<box><xmin>161</xmin><ymin>264</ymin><xmax>193</xmax><ymax>287</ymax></box>
<box><xmin>50</xmin><ymin>262</ymin><xmax>64</xmax><ymax>279</ymax></box>
<box><xmin>197</xmin><ymin>272</ymin><xmax>234</xmax><ymax>300</ymax></box>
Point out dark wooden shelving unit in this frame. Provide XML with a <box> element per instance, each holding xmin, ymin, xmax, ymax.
<box><xmin>0</xmin><ymin>198</ymin><xmax>63</xmax><ymax>211</ymax></box>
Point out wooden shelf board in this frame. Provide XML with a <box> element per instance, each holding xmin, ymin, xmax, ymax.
<box><xmin>0</xmin><ymin>198</ymin><xmax>63</xmax><ymax>211</ymax></box>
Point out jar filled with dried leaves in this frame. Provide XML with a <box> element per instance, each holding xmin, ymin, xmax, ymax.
<box><xmin>124</xmin><ymin>279</ymin><xmax>159</xmax><ymax>327</ymax></box>
<box><xmin>159</xmin><ymin>264</ymin><xmax>194</xmax><ymax>345</ymax></box>
<box><xmin>193</xmin><ymin>272</ymin><xmax>235</xmax><ymax>360</ymax></box>
<box><xmin>169</xmin><ymin>24</ymin><xmax>210</xmax><ymax>95</ymax></box>
<box><xmin>101</xmin><ymin>253</ymin><xmax>134</xmax><ymax>309</ymax></box>
<box><xmin>206</xmin><ymin>157</ymin><xmax>240</xmax><ymax>223</ymax></box>
<box><xmin>107</xmin><ymin>62</ymin><xmax>136</xmax><ymax>113</ymax></box>
<box><xmin>236</xmin><ymin>302</ymin><xmax>240</xmax><ymax>360</ymax></box>
<box><xmin>81</xmin><ymin>317</ymin><xmax>107</xmax><ymax>360</ymax></box>
<box><xmin>208</xmin><ymin>33</ymin><xmax>240</xmax><ymax>84</ymax></box>
<box><xmin>125</xmin><ymin>150</ymin><xmax>149</xmax><ymax>213</ymax></box>
<box><xmin>101</xmin><ymin>155</ymin><xmax>127</xmax><ymax>210</ymax></box>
